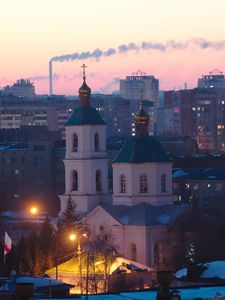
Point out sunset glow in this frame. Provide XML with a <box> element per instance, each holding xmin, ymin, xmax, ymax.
<box><xmin>1</xmin><ymin>0</ymin><xmax>225</xmax><ymax>94</ymax></box>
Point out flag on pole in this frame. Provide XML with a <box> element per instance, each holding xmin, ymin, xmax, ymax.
<box><xmin>4</xmin><ymin>231</ymin><xmax>12</xmax><ymax>255</ymax></box>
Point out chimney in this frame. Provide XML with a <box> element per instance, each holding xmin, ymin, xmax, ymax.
<box><xmin>49</xmin><ymin>60</ymin><xmax>53</xmax><ymax>96</ymax></box>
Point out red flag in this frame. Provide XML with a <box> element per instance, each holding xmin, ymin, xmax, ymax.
<box><xmin>4</xmin><ymin>232</ymin><xmax>12</xmax><ymax>255</ymax></box>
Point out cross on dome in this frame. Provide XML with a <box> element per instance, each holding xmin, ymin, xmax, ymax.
<box><xmin>81</xmin><ymin>64</ymin><xmax>87</xmax><ymax>81</ymax></box>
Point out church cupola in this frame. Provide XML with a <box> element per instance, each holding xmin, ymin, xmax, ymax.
<box><xmin>112</xmin><ymin>89</ymin><xmax>173</xmax><ymax>207</ymax></box>
<box><xmin>134</xmin><ymin>91</ymin><xmax>150</xmax><ymax>137</ymax></box>
<box><xmin>78</xmin><ymin>64</ymin><xmax>91</xmax><ymax>107</ymax></box>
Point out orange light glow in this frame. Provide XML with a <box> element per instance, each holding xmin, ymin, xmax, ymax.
<box><xmin>69</xmin><ymin>233</ymin><xmax>76</xmax><ymax>241</ymax></box>
<box><xmin>30</xmin><ymin>207</ymin><xmax>38</xmax><ymax>215</ymax></box>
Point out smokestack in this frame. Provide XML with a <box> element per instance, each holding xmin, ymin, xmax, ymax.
<box><xmin>49</xmin><ymin>60</ymin><xmax>53</xmax><ymax>96</ymax></box>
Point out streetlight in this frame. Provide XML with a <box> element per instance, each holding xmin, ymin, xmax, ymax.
<box><xmin>29</xmin><ymin>206</ymin><xmax>39</xmax><ymax>231</ymax></box>
<box><xmin>69</xmin><ymin>233</ymin><xmax>82</xmax><ymax>293</ymax></box>
<box><xmin>30</xmin><ymin>207</ymin><xmax>38</xmax><ymax>215</ymax></box>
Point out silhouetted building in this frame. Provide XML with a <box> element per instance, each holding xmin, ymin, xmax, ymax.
<box><xmin>3</xmin><ymin>79</ymin><xmax>36</xmax><ymax>98</ymax></box>
<box><xmin>198</xmin><ymin>70</ymin><xmax>225</xmax><ymax>89</ymax></box>
<box><xmin>159</xmin><ymin>87</ymin><xmax>225</xmax><ymax>151</ymax></box>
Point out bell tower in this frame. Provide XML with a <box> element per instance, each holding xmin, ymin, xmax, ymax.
<box><xmin>60</xmin><ymin>65</ymin><xmax>110</xmax><ymax>214</ymax></box>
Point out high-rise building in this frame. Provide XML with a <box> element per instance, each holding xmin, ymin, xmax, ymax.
<box><xmin>120</xmin><ymin>71</ymin><xmax>159</xmax><ymax>133</ymax></box>
<box><xmin>120</xmin><ymin>71</ymin><xmax>159</xmax><ymax>103</ymax></box>
<box><xmin>3</xmin><ymin>79</ymin><xmax>36</xmax><ymax>98</ymax></box>
<box><xmin>158</xmin><ymin>86</ymin><xmax>225</xmax><ymax>151</ymax></box>
<box><xmin>198</xmin><ymin>70</ymin><xmax>225</xmax><ymax>89</ymax></box>
<box><xmin>194</xmin><ymin>88</ymin><xmax>225</xmax><ymax>151</ymax></box>
<box><xmin>158</xmin><ymin>89</ymin><xmax>195</xmax><ymax>137</ymax></box>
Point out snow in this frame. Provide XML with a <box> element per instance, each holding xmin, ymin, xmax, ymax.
<box><xmin>175</xmin><ymin>261</ymin><xmax>225</xmax><ymax>280</ymax></box>
<box><xmin>15</xmin><ymin>276</ymin><xmax>65</xmax><ymax>287</ymax></box>
<box><xmin>201</xmin><ymin>261</ymin><xmax>225</xmax><ymax>279</ymax></box>
<box><xmin>172</xmin><ymin>169</ymin><xmax>188</xmax><ymax>178</ymax></box>
<box><xmin>109</xmin><ymin>257</ymin><xmax>154</xmax><ymax>273</ymax></box>
<box><xmin>35</xmin><ymin>286</ymin><xmax>225</xmax><ymax>300</ymax></box>
<box><xmin>157</xmin><ymin>214</ymin><xmax>171</xmax><ymax>224</ymax></box>
<box><xmin>0</xmin><ymin>275</ymin><xmax>66</xmax><ymax>291</ymax></box>
<box><xmin>175</xmin><ymin>268</ymin><xmax>187</xmax><ymax>278</ymax></box>
<box><xmin>119</xmin><ymin>215</ymin><xmax>129</xmax><ymax>224</ymax></box>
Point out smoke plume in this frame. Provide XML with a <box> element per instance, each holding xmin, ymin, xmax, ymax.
<box><xmin>50</xmin><ymin>38</ymin><xmax>225</xmax><ymax>63</ymax></box>
<box><xmin>27</xmin><ymin>73</ymin><xmax>60</xmax><ymax>81</ymax></box>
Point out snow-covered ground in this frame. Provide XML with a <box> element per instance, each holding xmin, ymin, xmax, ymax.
<box><xmin>202</xmin><ymin>261</ymin><xmax>225</xmax><ymax>279</ymax></box>
<box><xmin>36</xmin><ymin>285</ymin><xmax>225</xmax><ymax>300</ymax></box>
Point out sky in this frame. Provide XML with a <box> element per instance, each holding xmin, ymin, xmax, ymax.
<box><xmin>1</xmin><ymin>0</ymin><xmax>225</xmax><ymax>95</ymax></box>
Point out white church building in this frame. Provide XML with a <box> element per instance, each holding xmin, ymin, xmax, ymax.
<box><xmin>60</xmin><ymin>68</ymin><xmax>186</xmax><ymax>267</ymax></box>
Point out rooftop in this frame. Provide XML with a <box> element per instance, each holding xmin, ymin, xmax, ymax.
<box><xmin>113</xmin><ymin>136</ymin><xmax>172</xmax><ymax>164</ymax></box>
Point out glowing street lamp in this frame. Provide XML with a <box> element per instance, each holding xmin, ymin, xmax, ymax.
<box><xmin>69</xmin><ymin>233</ymin><xmax>81</xmax><ymax>255</ymax></box>
<box><xmin>30</xmin><ymin>206</ymin><xmax>38</xmax><ymax>215</ymax></box>
<box><xmin>69</xmin><ymin>232</ymin><xmax>83</xmax><ymax>293</ymax></box>
<box><xmin>29</xmin><ymin>206</ymin><xmax>39</xmax><ymax>230</ymax></box>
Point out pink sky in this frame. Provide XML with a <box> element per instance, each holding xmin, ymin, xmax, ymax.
<box><xmin>1</xmin><ymin>0</ymin><xmax>225</xmax><ymax>95</ymax></box>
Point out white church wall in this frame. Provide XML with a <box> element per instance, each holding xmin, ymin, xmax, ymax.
<box><xmin>113</xmin><ymin>162</ymin><xmax>173</xmax><ymax>205</ymax></box>
<box><xmin>65</xmin><ymin>125</ymin><xmax>106</xmax><ymax>159</ymax></box>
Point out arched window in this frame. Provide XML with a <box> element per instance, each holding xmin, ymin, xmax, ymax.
<box><xmin>94</xmin><ymin>133</ymin><xmax>100</xmax><ymax>151</ymax></box>
<box><xmin>153</xmin><ymin>242</ymin><xmax>160</xmax><ymax>269</ymax></box>
<box><xmin>161</xmin><ymin>174</ymin><xmax>166</xmax><ymax>193</ymax></box>
<box><xmin>140</xmin><ymin>174</ymin><xmax>148</xmax><ymax>193</ymax></box>
<box><xmin>72</xmin><ymin>170</ymin><xmax>78</xmax><ymax>191</ymax></box>
<box><xmin>131</xmin><ymin>243</ymin><xmax>137</xmax><ymax>261</ymax></box>
<box><xmin>73</xmin><ymin>133</ymin><xmax>78</xmax><ymax>152</ymax></box>
<box><xmin>120</xmin><ymin>175</ymin><xmax>126</xmax><ymax>193</ymax></box>
<box><xmin>96</xmin><ymin>170</ymin><xmax>102</xmax><ymax>192</ymax></box>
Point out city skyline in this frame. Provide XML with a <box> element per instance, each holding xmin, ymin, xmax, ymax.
<box><xmin>1</xmin><ymin>0</ymin><xmax>225</xmax><ymax>95</ymax></box>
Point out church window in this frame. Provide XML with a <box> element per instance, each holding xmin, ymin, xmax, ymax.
<box><xmin>72</xmin><ymin>170</ymin><xmax>78</xmax><ymax>191</ymax></box>
<box><xmin>73</xmin><ymin>133</ymin><xmax>78</xmax><ymax>152</ymax></box>
<box><xmin>96</xmin><ymin>170</ymin><xmax>102</xmax><ymax>192</ymax></box>
<box><xmin>120</xmin><ymin>175</ymin><xmax>126</xmax><ymax>193</ymax></box>
<box><xmin>161</xmin><ymin>174</ymin><xmax>166</xmax><ymax>193</ymax></box>
<box><xmin>131</xmin><ymin>243</ymin><xmax>137</xmax><ymax>261</ymax></box>
<box><xmin>153</xmin><ymin>242</ymin><xmax>160</xmax><ymax>269</ymax></box>
<box><xmin>140</xmin><ymin>174</ymin><xmax>148</xmax><ymax>193</ymax></box>
<box><xmin>94</xmin><ymin>133</ymin><xmax>100</xmax><ymax>151</ymax></box>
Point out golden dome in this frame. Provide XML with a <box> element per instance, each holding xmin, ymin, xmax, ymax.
<box><xmin>134</xmin><ymin>105</ymin><xmax>150</xmax><ymax>126</ymax></box>
<box><xmin>78</xmin><ymin>79</ymin><xmax>91</xmax><ymax>97</ymax></box>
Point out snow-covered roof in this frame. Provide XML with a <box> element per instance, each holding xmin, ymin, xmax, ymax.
<box><xmin>0</xmin><ymin>275</ymin><xmax>70</xmax><ymax>291</ymax></box>
<box><xmin>99</xmin><ymin>203</ymin><xmax>187</xmax><ymax>226</ymax></box>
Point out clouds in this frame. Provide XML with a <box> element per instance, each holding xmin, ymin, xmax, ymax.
<box><xmin>50</xmin><ymin>38</ymin><xmax>225</xmax><ymax>63</ymax></box>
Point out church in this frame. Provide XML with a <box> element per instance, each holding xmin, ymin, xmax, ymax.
<box><xmin>59</xmin><ymin>67</ymin><xmax>186</xmax><ymax>267</ymax></box>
